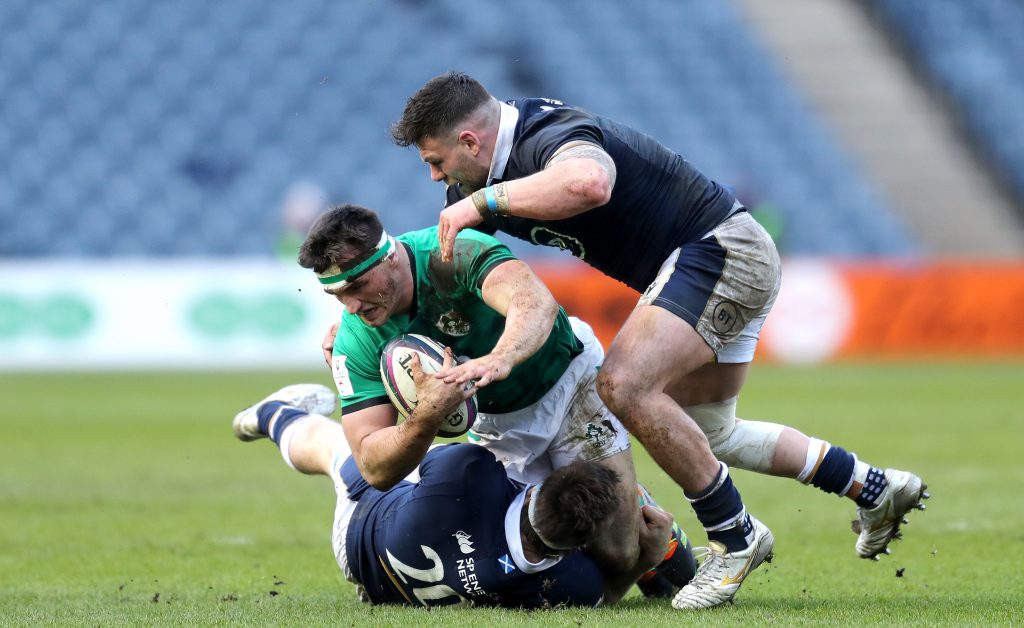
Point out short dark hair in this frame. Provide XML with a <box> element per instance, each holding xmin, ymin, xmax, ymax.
<box><xmin>390</xmin><ymin>71</ymin><xmax>491</xmax><ymax>147</ymax></box>
<box><xmin>533</xmin><ymin>460</ymin><xmax>621</xmax><ymax>550</ymax></box>
<box><xmin>297</xmin><ymin>204</ymin><xmax>384</xmax><ymax>274</ymax></box>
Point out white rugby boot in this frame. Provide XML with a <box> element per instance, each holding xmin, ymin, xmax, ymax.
<box><xmin>232</xmin><ymin>384</ymin><xmax>337</xmax><ymax>441</ymax></box>
<box><xmin>853</xmin><ymin>468</ymin><xmax>929</xmax><ymax>559</ymax></box>
<box><xmin>671</xmin><ymin>516</ymin><xmax>774</xmax><ymax>610</ymax></box>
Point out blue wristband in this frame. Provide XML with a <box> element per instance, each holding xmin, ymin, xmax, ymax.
<box><xmin>483</xmin><ymin>186</ymin><xmax>498</xmax><ymax>213</ymax></box>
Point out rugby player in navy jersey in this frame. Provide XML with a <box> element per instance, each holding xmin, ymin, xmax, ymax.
<box><xmin>385</xmin><ymin>72</ymin><xmax>928</xmax><ymax>609</ymax></box>
<box><xmin>231</xmin><ymin>384</ymin><xmax>679</xmax><ymax>608</ymax></box>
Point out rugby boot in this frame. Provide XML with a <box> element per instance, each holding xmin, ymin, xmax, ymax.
<box><xmin>233</xmin><ymin>384</ymin><xmax>337</xmax><ymax>441</ymax></box>
<box><xmin>671</xmin><ymin>516</ymin><xmax>774</xmax><ymax>610</ymax></box>
<box><xmin>853</xmin><ymin>468</ymin><xmax>929</xmax><ymax>559</ymax></box>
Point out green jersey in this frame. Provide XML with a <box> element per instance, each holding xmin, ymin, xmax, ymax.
<box><xmin>332</xmin><ymin>227</ymin><xmax>583</xmax><ymax>415</ymax></box>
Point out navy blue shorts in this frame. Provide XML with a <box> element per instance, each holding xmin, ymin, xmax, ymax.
<box><xmin>638</xmin><ymin>212</ymin><xmax>781</xmax><ymax>362</ymax></box>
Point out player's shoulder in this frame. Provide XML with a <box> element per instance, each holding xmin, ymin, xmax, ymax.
<box><xmin>506</xmin><ymin>98</ymin><xmax>603</xmax><ymax>171</ymax></box>
<box><xmin>403</xmin><ymin>227</ymin><xmax>511</xmax><ymax>288</ymax></box>
<box><xmin>510</xmin><ymin>97</ymin><xmax>590</xmax><ymax>120</ymax></box>
<box><xmin>536</xmin><ymin>550</ymin><xmax>605</xmax><ymax>607</ymax></box>
<box><xmin>511</xmin><ymin>97</ymin><xmax>596</xmax><ymax>131</ymax></box>
<box><xmin>456</xmin><ymin>228</ymin><xmax>509</xmax><ymax>251</ymax></box>
<box><xmin>397</xmin><ymin>227</ymin><xmax>438</xmax><ymax>254</ymax></box>
<box><xmin>400</xmin><ymin>225</ymin><xmax>502</xmax><ymax>248</ymax></box>
<box><xmin>447</xmin><ymin>231</ymin><xmax>517</xmax><ymax>287</ymax></box>
<box><xmin>415</xmin><ymin>444</ymin><xmax>513</xmax><ymax>496</ymax></box>
<box><xmin>421</xmin><ymin>443</ymin><xmax>504</xmax><ymax>479</ymax></box>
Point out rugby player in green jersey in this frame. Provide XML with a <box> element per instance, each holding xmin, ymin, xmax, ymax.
<box><xmin>298</xmin><ymin>204</ymin><xmax>694</xmax><ymax>596</ymax></box>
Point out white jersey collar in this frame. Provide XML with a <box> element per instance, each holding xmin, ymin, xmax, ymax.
<box><xmin>487</xmin><ymin>101</ymin><xmax>519</xmax><ymax>185</ymax></box>
<box><xmin>504</xmin><ymin>485</ymin><xmax>561</xmax><ymax>573</ymax></box>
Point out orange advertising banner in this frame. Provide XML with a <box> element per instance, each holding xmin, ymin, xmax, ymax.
<box><xmin>533</xmin><ymin>261</ymin><xmax>638</xmax><ymax>351</ymax></box>
<box><xmin>833</xmin><ymin>261</ymin><xmax>1024</xmax><ymax>358</ymax></box>
<box><xmin>534</xmin><ymin>260</ymin><xmax>1024</xmax><ymax>362</ymax></box>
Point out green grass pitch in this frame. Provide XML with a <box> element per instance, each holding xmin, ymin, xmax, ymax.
<box><xmin>2</xmin><ymin>363</ymin><xmax>1022</xmax><ymax>625</ymax></box>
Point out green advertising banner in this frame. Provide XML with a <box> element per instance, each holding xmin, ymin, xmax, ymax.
<box><xmin>0</xmin><ymin>261</ymin><xmax>341</xmax><ymax>369</ymax></box>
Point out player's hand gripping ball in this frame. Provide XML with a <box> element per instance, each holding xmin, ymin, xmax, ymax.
<box><xmin>379</xmin><ymin>334</ymin><xmax>478</xmax><ymax>437</ymax></box>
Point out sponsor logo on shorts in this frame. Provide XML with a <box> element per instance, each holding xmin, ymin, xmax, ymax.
<box><xmin>601</xmin><ymin>419</ymin><xmax>619</xmax><ymax>438</ymax></box>
<box><xmin>711</xmin><ymin>300</ymin><xmax>741</xmax><ymax>335</ymax></box>
<box><xmin>530</xmin><ymin>227</ymin><xmax>586</xmax><ymax>259</ymax></box>
<box><xmin>585</xmin><ymin>422</ymin><xmax>613</xmax><ymax>448</ymax></box>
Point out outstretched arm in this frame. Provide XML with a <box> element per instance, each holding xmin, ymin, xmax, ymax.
<box><xmin>437</xmin><ymin>142</ymin><xmax>617</xmax><ymax>261</ymax></box>
<box><xmin>436</xmin><ymin>259</ymin><xmax>558</xmax><ymax>388</ymax></box>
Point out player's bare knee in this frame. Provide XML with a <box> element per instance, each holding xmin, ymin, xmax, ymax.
<box><xmin>596</xmin><ymin>362</ymin><xmax>642</xmax><ymax>420</ymax></box>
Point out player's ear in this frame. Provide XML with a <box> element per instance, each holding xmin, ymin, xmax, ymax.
<box><xmin>458</xmin><ymin>130</ymin><xmax>480</xmax><ymax>155</ymax></box>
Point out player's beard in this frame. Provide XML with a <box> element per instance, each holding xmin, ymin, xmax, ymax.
<box><xmin>451</xmin><ymin>155</ymin><xmax>488</xmax><ymax>193</ymax></box>
<box><xmin>457</xmin><ymin>175</ymin><xmax>487</xmax><ymax>194</ymax></box>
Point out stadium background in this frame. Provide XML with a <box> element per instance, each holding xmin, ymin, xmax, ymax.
<box><xmin>4</xmin><ymin>0</ymin><xmax>1024</xmax><ymax>369</ymax></box>
<box><xmin>2</xmin><ymin>0</ymin><xmax>1022</xmax><ymax>623</ymax></box>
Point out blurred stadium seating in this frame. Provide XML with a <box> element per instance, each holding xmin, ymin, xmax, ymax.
<box><xmin>1</xmin><ymin>0</ymin><xmax>924</xmax><ymax>258</ymax></box>
<box><xmin>864</xmin><ymin>0</ymin><xmax>1024</xmax><ymax>211</ymax></box>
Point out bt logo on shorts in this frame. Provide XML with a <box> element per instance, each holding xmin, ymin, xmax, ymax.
<box><xmin>712</xmin><ymin>300</ymin><xmax>741</xmax><ymax>335</ymax></box>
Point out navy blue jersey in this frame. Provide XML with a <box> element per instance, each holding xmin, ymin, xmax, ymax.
<box><xmin>344</xmin><ymin>444</ymin><xmax>605</xmax><ymax>608</ymax></box>
<box><xmin>447</xmin><ymin>98</ymin><xmax>739</xmax><ymax>293</ymax></box>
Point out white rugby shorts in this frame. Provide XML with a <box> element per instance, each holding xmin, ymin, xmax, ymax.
<box><xmin>468</xmin><ymin>317</ymin><xmax>631</xmax><ymax>484</ymax></box>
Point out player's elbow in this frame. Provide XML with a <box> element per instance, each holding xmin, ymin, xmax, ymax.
<box><xmin>566</xmin><ymin>161</ymin><xmax>613</xmax><ymax>209</ymax></box>
<box><xmin>537</xmin><ymin>288</ymin><xmax>559</xmax><ymax>324</ymax></box>
<box><xmin>358</xmin><ymin>456</ymin><xmax>402</xmax><ymax>491</ymax></box>
<box><xmin>522</xmin><ymin>280</ymin><xmax>560</xmax><ymax>337</ymax></box>
<box><xmin>363</xmin><ymin>469</ymin><xmax>400</xmax><ymax>492</ymax></box>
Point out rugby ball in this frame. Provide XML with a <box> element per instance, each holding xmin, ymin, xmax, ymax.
<box><xmin>379</xmin><ymin>334</ymin><xmax>477</xmax><ymax>438</ymax></box>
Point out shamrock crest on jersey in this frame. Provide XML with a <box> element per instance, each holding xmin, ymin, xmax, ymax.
<box><xmin>436</xmin><ymin>309</ymin><xmax>471</xmax><ymax>336</ymax></box>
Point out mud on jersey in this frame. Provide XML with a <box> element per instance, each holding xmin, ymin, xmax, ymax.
<box><xmin>343</xmin><ymin>444</ymin><xmax>605</xmax><ymax>608</ymax></box>
<box><xmin>331</xmin><ymin>227</ymin><xmax>582</xmax><ymax>416</ymax></box>
<box><xmin>448</xmin><ymin>98</ymin><xmax>739</xmax><ymax>292</ymax></box>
